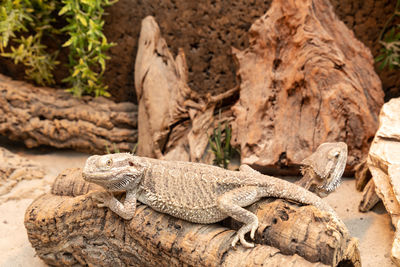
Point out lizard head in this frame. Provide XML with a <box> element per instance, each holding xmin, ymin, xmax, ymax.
<box><xmin>299</xmin><ymin>142</ymin><xmax>347</xmax><ymax>197</ymax></box>
<box><xmin>82</xmin><ymin>153</ymin><xmax>148</xmax><ymax>192</ymax></box>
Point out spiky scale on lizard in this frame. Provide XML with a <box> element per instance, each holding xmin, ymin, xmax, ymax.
<box><xmin>82</xmin><ymin>142</ymin><xmax>347</xmax><ymax>248</ymax></box>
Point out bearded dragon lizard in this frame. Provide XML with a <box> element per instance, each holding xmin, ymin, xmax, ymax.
<box><xmin>82</xmin><ymin>142</ymin><xmax>347</xmax><ymax>248</ymax></box>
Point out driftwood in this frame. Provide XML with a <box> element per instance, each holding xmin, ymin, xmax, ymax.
<box><xmin>231</xmin><ymin>0</ymin><xmax>384</xmax><ymax>174</ymax></box>
<box><xmin>354</xmin><ymin>159</ymin><xmax>381</xmax><ymax>212</ymax></box>
<box><xmin>0</xmin><ymin>74</ymin><xmax>137</xmax><ymax>154</ymax></box>
<box><xmin>354</xmin><ymin>160</ymin><xmax>372</xmax><ymax>192</ymax></box>
<box><xmin>25</xmin><ymin>168</ymin><xmax>360</xmax><ymax>266</ymax></box>
<box><xmin>134</xmin><ymin>16</ymin><xmax>237</xmax><ymax>162</ymax></box>
<box><xmin>359</xmin><ymin>179</ymin><xmax>381</xmax><ymax>212</ymax></box>
<box><xmin>354</xmin><ymin>160</ymin><xmax>381</xmax><ymax>212</ymax></box>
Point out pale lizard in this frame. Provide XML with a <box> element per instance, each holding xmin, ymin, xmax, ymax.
<box><xmin>82</xmin><ymin>142</ymin><xmax>347</xmax><ymax>248</ymax></box>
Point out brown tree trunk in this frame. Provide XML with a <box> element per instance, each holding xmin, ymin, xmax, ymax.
<box><xmin>0</xmin><ymin>74</ymin><xmax>137</xmax><ymax>154</ymax></box>
<box><xmin>25</xmin><ymin>168</ymin><xmax>360</xmax><ymax>266</ymax></box>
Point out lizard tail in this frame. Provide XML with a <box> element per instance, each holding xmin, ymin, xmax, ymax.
<box><xmin>258</xmin><ymin>176</ymin><xmax>346</xmax><ymax>228</ymax></box>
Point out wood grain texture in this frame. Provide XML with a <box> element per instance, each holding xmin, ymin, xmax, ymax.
<box><xmin>0</xmin><ymin>74</ymin><xmax>137</xmax><ymax>154</ymax></box>
<box><xmin>25</xmin><ymin>168</ymin><xmax>360</xmax><ymax>266</ymax></box>
<box><xmin>354</xmin><ymin>160</ymin><xmax>372</xmax><ymax>192</ymax></box>
<box><xmin>134</xmin><ymin>16</ymin><xmax>237</xmax><ymax>163</ymax></box>
<box><xmin>231</xmin><ymin>0</ymin><xmax>384</xmax><ymax>174</ymax></box>
<box><xmin>359</xmin><ymin>178</ymin><xmax>380</xmax><ymax>212</ymax></box>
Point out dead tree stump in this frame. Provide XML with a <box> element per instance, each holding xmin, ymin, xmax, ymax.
<box><xmin>0</xmin><ymin>74</ymin><xmax>137</xmax><ymax>154</ymax></box>
<box><xmin>134</xmin><ymin>16</ymin><xmax>238</xmax><ymax>163</ymax></box>
<box><xmin>24</xmin><ymin>168</ymin><xmax>360</xmax><ymax>266</ymax></box>
<box><xmin>231</xmin><ymin>0</ymin><xmax>384</xmax><ymax>174</ymax></box>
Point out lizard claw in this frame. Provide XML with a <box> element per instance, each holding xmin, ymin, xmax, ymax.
<box><xmin>231</xmin><ymin>220</ymin><xmax>258</xmax><ymax>248</ymax></box>
<box><xmin>231</xmin><ymin>232</ymin><xmax>255</xmax><ymax>248</ymax></box>
<box><xmin>250</xmin><ymin>221</ymin><xmax>258</xmax><ymax>240</ymax></box>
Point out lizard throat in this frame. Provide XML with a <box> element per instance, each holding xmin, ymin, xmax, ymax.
<box><xmin>106</xmin><ymin>174</ymin><xmax>136</xmax><ymax>191</ymax></box>
<box><xmin>324</xmin><ymin>152</ymin><xmax>347</xmax><ymax>192</ymax></box>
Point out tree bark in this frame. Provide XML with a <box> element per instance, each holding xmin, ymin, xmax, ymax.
<box><xmin>25</xmin><ymin>168</ymin><xmax>360</xmax><ymax>266</ymax></box>
<box><xmin>0</xmin><ymin>74</ymin><xmax>137</xmax><ymax>154</ymax></box>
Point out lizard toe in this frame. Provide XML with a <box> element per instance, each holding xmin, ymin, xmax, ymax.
<box><xmin>232</xmin><ymin>233</ymin><xmax>254</xmax><ymax>248</ymax></box>
<box><xmin>239</xmin><ymin>234</ymin><xmax>254</xmax><ymax>248</ymax></box>
<box><xmin>231</xmin><ymin>235</ymin><xmax>240</xmax><ymax>247</ymax></box>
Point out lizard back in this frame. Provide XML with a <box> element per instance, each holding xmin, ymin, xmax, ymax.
<box><xmin>137</xmin><ymin>158</ymin><xmax>264</xmax><ymax>223</ymax></box>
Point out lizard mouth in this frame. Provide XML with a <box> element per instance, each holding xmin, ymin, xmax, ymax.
<box><xmin>83</xmin><ymin>170</ymin><xmax>135</xmax><ymax>191</ymax></box>
<box><xmin>82</xmin><ymin>171</ymin><xmax>111</xmax><ymax>181</ymax></box>
<box><xmin>82</xmin><ymin>168</ymin><xmax>129</xmax><ymax>182</ymax></box>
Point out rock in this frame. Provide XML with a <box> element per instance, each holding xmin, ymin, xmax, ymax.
<box><xmin>367</xmin><ymin>97</ymin><xmax>400</xmax><ymax>264</ymax></box>
<box><xmin>231</xmin><ymin>0</ymin><xmax>384</xmax><ymax>174</ymax></box>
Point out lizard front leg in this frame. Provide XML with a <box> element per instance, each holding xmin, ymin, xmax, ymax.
<box><xmin>92</xmin><ymin>190</ymin><xmax>137</xmax><ymax>220</ymax></box>
<box><xmin>217</xmin><ymin>186</ymin><xmax>262</xmax><ymax>248</ymax></box>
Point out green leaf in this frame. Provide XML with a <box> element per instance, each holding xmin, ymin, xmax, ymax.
<box><xmin>375</xmin><ymin>54</ymin><xmax>385</xmax><ymax>62</ymax></box>
<box><xmin>58</xmin><ymin>5</ymin><xmax>70</xmax><ymax>16</ymax></box>
<box><xmin>72</xmin><ymin>68</ymin><xmax>81</xmax><ymax>77</ymax></box>
<box><xmin>76</xmin><ymin>14</ymin><xmax>88</xmax><ymax>27</ymax></box>
<box><xmin>99</xmin><ymin>57</ymin><xmax>105</xmax><ymax>71</ymax></box>
<box><xmin>62</xmin><ymin>36</ymin><xmax>74</xmax><ymax>47</ymax></box>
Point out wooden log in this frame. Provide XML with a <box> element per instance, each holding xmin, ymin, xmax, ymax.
<box><xmin>24</xmin><ymin>168</ymin><xmax>360</xmax><ymax>266</ymax></box>
<box><xmin>0</xmin><ymin>74</ymin><xmax>138</xmax><ymax>154</ymax></box>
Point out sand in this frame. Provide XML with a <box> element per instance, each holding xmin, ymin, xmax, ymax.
<box><xmin>0</xmin><ymin>140</ymin><xmax>396</xmax><ymax>266</ymax></box>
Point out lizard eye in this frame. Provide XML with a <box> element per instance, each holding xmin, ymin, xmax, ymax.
<box><xmin>332</xmin><ymin>151</ymin><xmax>340</xmax><ymax>158</ymax></box>
<box><xmin>106</xmin><ymin>159</ymin><xmax>113</xmax><ymax>167</ymax></box>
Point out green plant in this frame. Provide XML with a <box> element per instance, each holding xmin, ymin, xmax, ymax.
<box><xmin>209</xmin><ymin>121</ymin><xmax>236</xmax><ymax>169</ymax></box>
<box><xmin>60</xmin><ymin>0</ymin><xmax>116</xmax><ymax>97</ymax></box>
<box><xmin>0</xmin><ymin>0</ymin><xmax>59</xmax><ymax>85</ymax></box>
<box><xmin>105</xmin><ymin>142</ymin><xmax>137</xmax><ymax>154</ymax></box>
<box><xmin>375</xmin><ymin>0</ymin><xmax>400</xmax><ymax>70</ymax></box>
<box><xmin>0</xmin><ymin>0</ymin><xmax>117</xmax><ymax>97</ymax></box>
<box><xmin>105</xmin><ymin>143</ymin><xmax>120</xmax><ymax>154</ymax></box>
